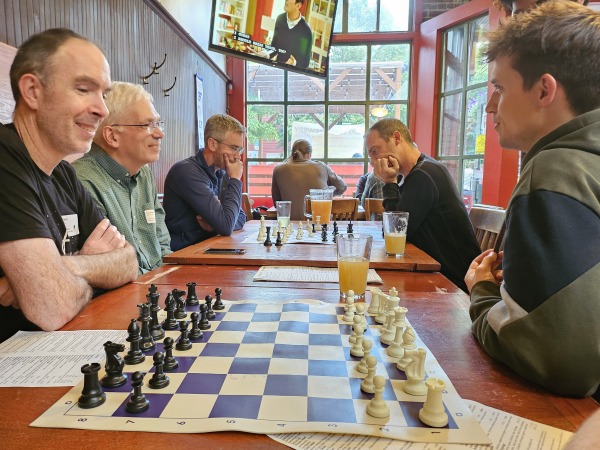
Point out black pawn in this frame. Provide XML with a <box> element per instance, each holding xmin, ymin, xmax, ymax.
<box><xmin>78</xmin><ymin>363</ymin><xmax>106</xmax><ymax>409</ymax></box>
<box><xmin>124</xmin><ymin>319</ymin><xmax>145</xmax><ymax>365</ymax></box>
<box><xmin>188</xmin><ymin>312</ymin><xmax>204</xmax><ymax>341</ymax></box>
<box><xmin>173</xmin><ymin>289</ymin><xmax>187</xmax><ymax>320</ymax></box>
<box><xmin>275</xmin><ymin>231</ymin><xmax>283</xmax><ymax>247</ymax></box>
<box><xmin>188</xmin><ymin>312</ymin><xmax>204</xmax><ymax>340</ymax></box>
<box><xmin>333</xmin><ymin>220</ymin><xmax>338</xmax><ymax>234</ymax></box>
<box><xmin>148</xmin><ymin>352</ymin><xmax>170</xmax><ymax>389</ymax></box>
<box><xmin>126</xmin><ymin>371</ymin><xmax>150</xmax><ymax>413</ymax></box>
<box><xmin>321</xmin><ymin>225</ymin><xmax>328</xmax><ymax>242</ymax></box>
<box><xmin>101</xmin><ymin>341</ymin><xmax>127</xmax><ymax>388</ymax></box>
<box><xmin>199</xmin><ymin>304</ymin><xmax>211</xmax><ymax>330</ymax></box>
<box><xmin>138</xmin><ymin>303</ymin><xmax>156</xmax><ymax>353</ymax></box>
<box><xmin>213</xmin><ymin>287</ymin><xmax>225</xmax><ymax>310</ymax></box>
<box><xmin>204</xmin><ymin>295</ymin><xmax>216</xmax><ymax>320</ymax></box>
<box><xmin>161</xmin><ymin>293</ymin><xmax>179</xmax><ymax>331</ymax></box>
<box><xmin>263</xmin><ymin>226</ymin><xmax>272</xmax><ymax>246</ymax></box>
<box><xmin>163</xmin><ymin>337</ymin><xmax>179</xmax><ymax>371</ymax></box>
<box><xmin>347</xmin><ymin>221</ymin><xmax>353</xmax><ymax>234</ymax></box>
<box><xmin>186</xmin><ymin>281</ymin><xmax>199</xmax><ymax>306</ymax></box>
<box><xmin>175</xmin><ymin>320</ymin><xmax>192</xmax><ymax>351</ymax></box>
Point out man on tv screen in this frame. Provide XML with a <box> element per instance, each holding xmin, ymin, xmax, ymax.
<box><xmin>271</xmin><ymin>0</ymin><xmax>313</xmax><ymax>69</ymax></box>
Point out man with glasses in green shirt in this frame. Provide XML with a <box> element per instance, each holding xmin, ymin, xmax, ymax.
<box><xmin>73</xmin><ymin>82</ymin><xmax>171</xmax><ymax>274</ymax></box>
<box><xmin>163</xmin><ymin>114</ymin><xmax>247</xmax><ymax>251</ymax></box>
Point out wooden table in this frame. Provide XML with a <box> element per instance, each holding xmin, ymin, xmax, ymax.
<box><xmin>1</xmin><ymin>268</ymin><xmax>596</xmax><ymax>449</ymax></box>
<box><xmin>163</xmin><ymin>221</ymin><xmax>440</xmax><ymax>272</ymax></box>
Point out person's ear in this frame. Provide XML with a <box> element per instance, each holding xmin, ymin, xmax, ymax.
<box><xmin>102</xmin><ymin>126</ymin><xmax>119</xmax><ymax>149</ymax></box>
<box><xmin>538</xmin><ymin>73</ymin><xmax>558</xmax><ymax>107</ymax></box>
<box><xmin>17</xmin><ymin>74</ymin><xmax>44</xmax><ymax>110</ymax></box>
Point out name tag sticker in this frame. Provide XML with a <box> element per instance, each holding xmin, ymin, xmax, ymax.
<box><xmin>145</xmin><ymin>209</ymin><xmax>156</xmax><ymax>224</ymax></box>
<box><xmin>62</xmin><ymin>214</ymin><xmax>79</xmax><ymax>237</ymax></box>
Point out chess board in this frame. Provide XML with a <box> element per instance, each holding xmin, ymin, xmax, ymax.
<box><xmin>31</xmin><ymin>295</ymin><xmax>490</xmax><ymax>445</ymax></box>
<box><xmin>242</xmin><ymin>230</ymin><xmax>337</xmax><ymax>245</ymax></box>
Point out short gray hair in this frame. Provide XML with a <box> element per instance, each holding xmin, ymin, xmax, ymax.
<box><xmin>366</xmin><ymin>118</ymin><xmax>414</xmax><ymax>146</ymax></box>
<box><xmin>204</xmin><ymin>114</ymin><xmax>246</xmax><ymax>147</ymax></box>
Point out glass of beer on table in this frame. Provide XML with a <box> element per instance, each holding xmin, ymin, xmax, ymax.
<box><xmin>382</xmin><ymin>211</ymin><xmax>409</xmax><ymax>257</ymax></box>
<box><xmin>303</xmin><ymin>188</ymin><xmax>334</xmax><ymax>225</ymax></box>
<box><xmin>336</xmin><ymin>234</ymin><xmax>373</xmax><ymax>301</ymax></box>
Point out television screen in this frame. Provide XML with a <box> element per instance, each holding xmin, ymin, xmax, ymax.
<box><xmin>209</xmin><ymin>0</ymin><xmax>338</xmax><ymax>78</ymax></box>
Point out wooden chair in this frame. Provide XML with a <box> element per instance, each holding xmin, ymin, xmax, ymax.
<box><xmin>331</xmin><ymin>198</ymin><xmax>359</xmax><ymax>221</ymax></box>
<box><xmin>364</xmin><ymin>198</ymin><xmax>384</xmax><ymax>221</ymax></box>
<box><xmin>469</xmin><ymin>205</ymin><xmax>506</xmax><ymax>251</ymax></box>
<box><xmin>242</xmin><ymin>193</ymin><xmax>253</xmax><ymax>221</ymax></box>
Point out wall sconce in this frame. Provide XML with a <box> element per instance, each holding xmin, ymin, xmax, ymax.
<box><xmin>371</xmin><ymin>106</ymin><xmax>388</xmax><ymax>118</ymax></box>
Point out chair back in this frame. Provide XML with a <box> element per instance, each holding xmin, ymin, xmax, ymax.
<box><xmin>242</xmin><ymin>193</ymin><xmax>253</xmax><ymax>221</ymax></box>
<box><xmin>469</xmin><ymin>206</ymin><xmax>506</xmax><ymax>251</ymax></box>
<box><xmin>331</xmin><ymin>198</ymin><xmax>359</xmax><ymax>221</ymax></box>
<box><xmin>364</xmin><ymin>198</ymin><xmax>384</xmax><ymax>221</ymax></box>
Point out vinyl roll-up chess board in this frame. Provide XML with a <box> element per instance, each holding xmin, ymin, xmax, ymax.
<box><xmin>31</xmin><ymin>297</ymin><xmax>490</xmax><ymax>445</ymax></box>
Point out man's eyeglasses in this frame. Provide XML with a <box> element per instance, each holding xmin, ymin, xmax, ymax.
<box><xmin>111</xmin><ymin>121</ymin><xmax>165</xmax><ymax>133</ymax></box>
<box><xmin>212</xmin><ymin>138</ymin><xmax>245</xmax><ymax>154</ymax></box>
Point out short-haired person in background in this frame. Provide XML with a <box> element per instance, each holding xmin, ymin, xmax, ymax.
<box><xmin>73</xmin><ymin>82</ymin><xmax>171</xmax><ymax>274</ymax></box>
<box><xmin>272</xmin><ymin>139</ymin><xmax>347</xmax><ymax>221</ymax></box>
<box><xmin>270</xmin><ymin>0</ymin><xmax>313</xmax><ymax>69</ymax></box>
<box><xmin>465</xmin><ymin>2</ymin><xmax>600</xmax><ymax>398</ymax></box>
<box><xmin>0</xmin><ymin>28</ymin><xmax>138</xmax><ymax>342</ymax></box>
<box><xmin>164</xmin><ymin>114</ymin><xmax>247</xmax><ymax>251</ymax></box>
<box><xmin>366</xmin><ymin>118</ymin><xmax>480</xmax><ymax>292</ymax></box>
<box><xmin>494</xmin><ymin>0</ymin><xmax>589</xmax><ymax>15</ymax></box>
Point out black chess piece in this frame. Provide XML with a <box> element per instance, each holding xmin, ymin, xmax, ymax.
<box><xmin>213</xmin><ymin>287</ymin><xmax>224</xmax><ymax>310</ymax></box>
<box><xmin>275</xmin><ymin>231</ymin><xmax>283</xmax><ymax>247</ymax></box>
<box><xmin>138</xmin><ymin>303</ymin><xmax>156</xmax><ymax>353</ymax></box>
<box><xmin>312</xmin><ymin>223</ymin><xmax>316</xmax><ymax>234</ymax></box>
<box><xmin>124</xmin><ymin>319</ymin><xmax>145</xmax><ymax>365</ymax></box>
<box><xmin>175</xmin><ymin>320</ymin><xmax>193</xmax><ymax>351</ymax></box>
<box><xmin>321</xmin><ymin>225</ymin><xmax>328</xmax><ymax>242</ymax></box>
<box><xmin>188</xmin><ymin>312</ymin><xmax>204</xmax><ymax>340</ymax></box>
<box><xmin>333</xmin><ymin>220</ymin><xmax>338</xmax><ymax>233</ymax></box>
<box><xmin>162</xmin><ymin>337</ymin><xmax>179</xmax><ymax>371</ymax></box>
<box><xmin>78</xmin><ymin>363</ymin><xmax>106</xmax><ymax>409</ymax></box>
<box><xmin>146</xmin><ymin>283</ymin><xmax>159</xmax><ymax>306</ymax></box>
<box><xmin>199</xmin><ymin>304</ymin><xmax>211</xmax><ymax>330</ymax></box>
<box><xmin>126</xmin><ymin>371</ymin><xmax>150</xmax><ymax>413</ymax></box>
<box><xmin>204</xmin><ymin>295</ymin><xmax>216</xmax><ymax>320</ymax></box>
<box><xmin>263</xmin><ymin>226</ymin><xmax>272</xmax><ymax>246</ymax></box>
<box><xmin>173</xmin><ymin>289</ymin><xmax>187</xmax><ymax>319</ymax></box>
<box><xmin>148</xmin><ymin>289</ymin><xmax>165</xmax><ymax>341</ymax></box>
<box><xmin>185</xmin><ymin>281</ymin><xmax>199</xmax><ymax>306</ymax></box>
<box><xmin>101</xmin><ymin>341</ymin><xmax>127</xmax><ymax>388</ymax></box>
<box><xmin>148</xmin><ymin>352</ymin><xmax>170</xmax><ymax>389</ymax></box>
<box><xmin>161</xmin><ymin>293</ymin><xmax>179</xmax><ymax>331</ymax></box>
<box><xmin>347</xmin><ymin>220</ymin><xmax>354</xmax><ymax>234</ymax></box>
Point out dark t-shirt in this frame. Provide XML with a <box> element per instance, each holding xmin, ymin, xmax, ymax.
<box><xmin>0</xmin><ymin>123</ymin><xmax>103</xmax><ymax>341</ymax></box>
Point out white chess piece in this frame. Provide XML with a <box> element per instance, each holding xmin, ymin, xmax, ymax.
<box><xmin>379</xmin><ymin>298</ymin><xmax>396</xmax><ymax>345</ymax></box>
<box><xmin>386</xmin><ymin>307</ymin><xmax>408</xmax><ymax>358</ymax></box>
<box><xmin>356</xmin><ymin>339</ymin><xmax>372</xmax><ymax>374</ymax></box>
<box><xmin>402</xmin><ymin>348</ymin><xmax>427</xmax><ymax>396</ymax></box>
<box><xmin>375</xmin><ymin>292</ymin><xmax>388</xmax><ymax>324</ymax></box>
<box><xmin>350</xmin><ymin>315</ymin><xmax>364</xmax><ymax>357</ymax></box>
<box><xmin>349</xmin><ymin>313</ymin><xmax>362</xmax><ymax>344</ymax></box>
<box><xmin>396</xmin><ymin>326</ymin><xmax>417</xmax><ymax>371</ymax></box>
<box><xmin>354</xmin><ymin>303</ymin><xmax>367</xmax><ymax>328</ymax></box>
<box><xmin>343</xmin><ymin>292</ymin><xmax>356</xmax><ymax>323</ymax></box>
<box><xmin>315</xmin><ymin>216</ymin><xmax>321</xmax><ymax>228</ymax></box>
<box><xmin>366</xmin><ymin>375</ymin><xmax>390</xmax><ymax>418</ymax></box>
<box><xmin>368</xmin><ymin>287</ymin><xmax>380</xmax><ymax>315</ymax></box>
<box><xmin>360</xmin><ymin>355</ymin><xmax>377</xmax><ymax>394</ymax></box>
<box><xmin>419</xmin><ymin>378</ymin><xmax>449</xmax><ymax>427</ymax></box>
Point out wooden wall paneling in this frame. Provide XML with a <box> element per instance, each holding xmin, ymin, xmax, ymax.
<box><xmin>0</xmin><ymin>0</ymin><xmax>228</xmax><ymax>194</ymax></box>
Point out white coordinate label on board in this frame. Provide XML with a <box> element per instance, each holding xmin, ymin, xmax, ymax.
<box><xmin>61</xmin><ymin>214</ymin><xmax>79</xmax><ymax>237</ymax></box>
<box><xmin>145</xmin><ymin>209</ymin><xmax>156</xmax><ymax>224</ymax></box>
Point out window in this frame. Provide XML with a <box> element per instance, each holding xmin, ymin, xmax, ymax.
<box><xmin>438</xmin><ymin>15</ymin><xmax>488</xmax><ymax>209</ymax></box>
<box><xmin>335</xmin><ymin>0</ymin><xmax>412</xmax><ymax>33</ymax></box>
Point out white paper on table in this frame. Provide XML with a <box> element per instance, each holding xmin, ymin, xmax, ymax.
<box><xmin>268</xmin><ymin>400</ymin><xmax>574</xmax><ymax>449</ymax></box>
<box><xmin>0</xmin><ymin>330</ymin><xmax>127</xmax><ymax>387</ymax></box>
<box><xmin>253</xmin><ymin>266</ymin><xmax>383</xmax><ymax>284</ymax></box>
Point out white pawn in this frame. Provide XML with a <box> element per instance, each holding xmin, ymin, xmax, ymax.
<box><xmin>349</xmin><ymin>314</ymin><xmax>362</xmax><ymax>344</ymax></box>
<box><xmin>315</xmin><ymin>216</ymin><xmax>321</xmax><ymax>228</ymax></box>
<box><xmin>356</xmin><ymin>339</ymin><xmax>373</xmax><ymax>374</ymax></box>
<box><xmin>419</xmin><ymin>378</ymin><xmax>448</xmax><ymax>427</ymax></box>
<box><xmin>368</xmin><ymin>287</ymin><xmax>380</xmax><ymax>315</ymax></box>
<box><xmin>355</xmin><ymin>303</ymin><xmax>367</xmax><ymax>328</ymax></box>
<box><xmin>387</xmin><ymin>307</ymin><xmax>408</xmax><ymax>358</ymax></box>
<box><xmin>366</xmin><ymin>375</ymin><xmax>390</xmax><ymax>418</ymax></box>
<box><xmin>282</xmin><ymin>231</ymin><xmax>288</xmax><ymax>243</ymax></box>
<box><xmin>307</xmin><ymin>220</ymin><xmax>314</xmax><ymax>237</ymax></box>
<box><xmin>343</xmin><ymin>292</ymin><xmax>356</xmax><ymax>323</ymax></box>
<box><xmin>396</xmin><ymin>326</ymin><xmax>417</xmax><ymax>371</ymax></box>
<box><xmin>350</xmin><ymin>316</ymin><xmax>364</xmax><ymax>357</ymax></box>
<box><xmin>360</xmin><ymin>355</ymin><xmax>377</xmax><ymax>394</ymax></box>
<box><xmin>402</xmin><ymin>348</ymin><xmax>427</xmax><ymax>396</ymax></box>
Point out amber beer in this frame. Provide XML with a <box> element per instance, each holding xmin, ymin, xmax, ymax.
<box><xmin>310</xmin><ymin>199</ymin><xmax>332</xmax><ymax>225</ymax></box>
<box><xmin>336</xmin><ymin>234</ymin><xmax>373</xmax><ymax>301</ymax></box>
<box><xmin>384</xmin><ymin>232</ymin><xmax>407</xmax><ymax>256</ymax></box>
<box><xmin>382</xmin><ymin>211</ymin><xmax>409</xmax><ymax>257</ymax></box>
